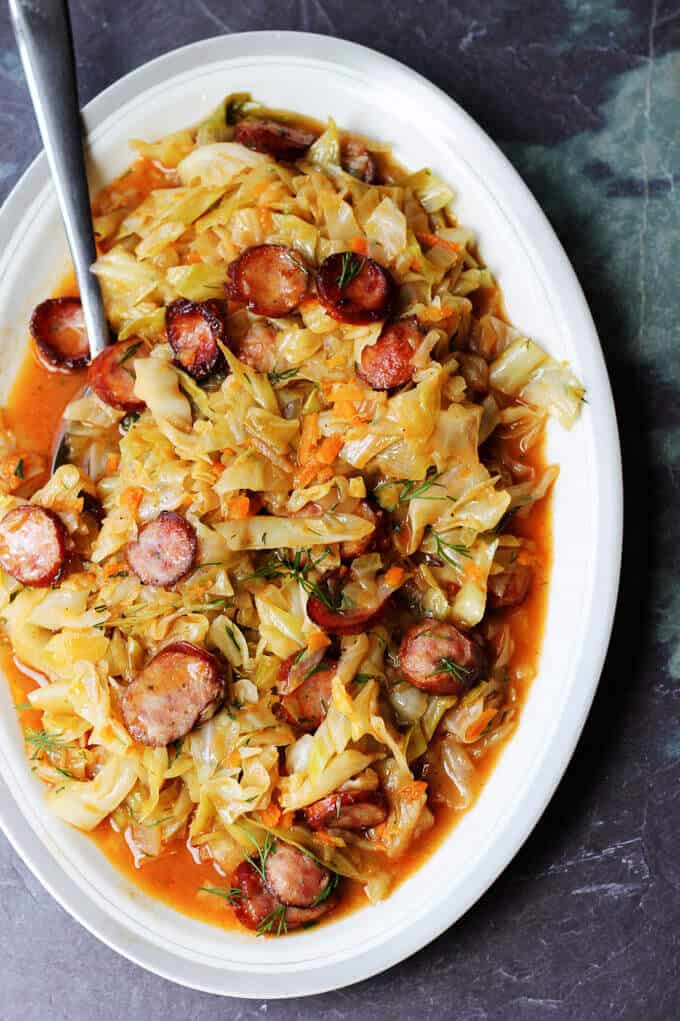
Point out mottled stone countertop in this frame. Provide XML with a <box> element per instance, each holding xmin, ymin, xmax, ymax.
<box><xmin>0</xmin><ymin>1</ymin><xmax>678</xmax><ymax>1018</ymax></box>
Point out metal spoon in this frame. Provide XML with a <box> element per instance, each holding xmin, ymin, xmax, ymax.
<box><xmin>9</xmin><ymin>0</ymin><xmax>110</xmax><ymax>470</ymax></box>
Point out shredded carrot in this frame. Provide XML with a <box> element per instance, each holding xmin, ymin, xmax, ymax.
<box><xmin>180</xmin><ymin>493</ymin><xmax>194</xmax><ymax>508</ymax></box>
<box><xmin>465</xmin><ymin>708</ymin><xmax>497</xmax><ymax>743</ymax></box>
<box><xmin>261</xmin><ymin>801</ymin><xmax>282</xmax><ymax>827</ymax></box>
<box><xmin>184</xmin><ymin>251</ymin><xmax>203</xmax><ymax>265</ymax></box>
<box><xmin>105</xmin><ymin>453</ymin><xmax>120</xmax><ymax>476</ymax></box>
<box><xmin>399</xmin><ymin>780</ymin><xmax>428</xmax><ymax>803</ymax></box>
<box><xmin>227</xmin><ymin>750</ymin><xmax>241</xmax><ymax>768</ymax></box>
<box><xmin>349</xmin><ymin>235</ymin><xmax>369</xmax><ymax>256</ymax></box>
<box><xmin>334</xmin><ymin>399</ymin><xmax>356</xmax><ymax>419</ymax></box>
<box><xmin>298</xmin><ymin>412</ymin><xmax>320</xmax><ymax>464</ymax></box>
<box><xmin>209</xmin><ymin>462</ymin><xmax>224</xmax><ymax>478</ymax></box>
<box><xmin>307</xmin><ymin>631</ymin><xmax>331</xmax><ymax>653</ymax></box>
<box><xmin>330</xmin><ymin>383</ymin><xmax>364</xmax><ymax>404</ymax></box>
<box><xmin>385</xmin><ymin>566</ymin><xmax>406</xmax><ymax>588</ymax></box>
<box><xmin>120</xmin><ymin>486</ymin><xmax>144</xmax><ymax>514</ymax></box>
<box><xmin>279</xmin><ymin>811</ymin><xmax>295</xmax><ymax>830</ymax></box>
<box><xmin>317</xmin><ymin>436</ymin><xmax>343</xmax><ymax>465</ymax></box>
<box><xmin>227</xmin><ymin>494</ymin><xmax>251</xmax><ymax>519</ymax></box>
<box><xmin>416</xmin><ymin>231</ymin><xmax>461</xmax><ymax>253</ymax></box>
<box><xmin>103</xmin><ymin>560</ymin><xmax>127</xmax><ymax>578</ymax></box>
<box><xmin>313</xmin><ymin>829</ymin><xmax>342</xmax><ymax>848</ymax></box>
<box><xmin>419</xmin><ymin>305</ymin><xmax>455</xmax><ymax>323</ymax></box>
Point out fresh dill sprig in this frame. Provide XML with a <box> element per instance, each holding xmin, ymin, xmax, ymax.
<box><xmin>245</xmin><ymin>549</ymin><xmax>334</xmax><ymax>609</ymax></box>
<box><xmin>429</xmin><ymin>529</ymin><xmax>473</xmax><ymax>568</ymax></box>
<box><xmin>336</xmin><ymin>251</ymin><xmax>364</xmax><ymax>289</ymax></box>
<box><xmin>24</xmin><ymin>728</ymin><xmax>68</xmax><ymax>754</ymax></box>
<box><xmin>14</xmin><ymin>458</ymin><xmax>24</xmax><ymax>480</ymax></box>
<box><xmin>268</xmin><ymin>367</ymin><xmax>299</xmax><ymax>385</ymax></box>
<box><xmin>436</xmin><ymin>657</ymin><xmax>471</xmax><ymax>683</ymax></box>
<box><xmin>309</xmin><ymin>869</ymin><xmax>340</xmax><ymax>908</ymax></box>
<box><xmin>257</xmin><ymin>903</ymin><xmax>288</xmax><ymax>937</ymax></box>
<box><xmin>199</xmin><ymin>885</ymin><xmax>242</xmax><ymax>905</ymax></box>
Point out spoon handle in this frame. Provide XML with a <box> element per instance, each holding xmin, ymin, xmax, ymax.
<box><xmin>9</xmin><ymin>0</ymin><xmax>109</xmax><ymax>358</ymax></box>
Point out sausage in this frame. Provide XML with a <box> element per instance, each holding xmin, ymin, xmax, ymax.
<box><xmin>121</xmin><ymin>640</ymin><xmax>225</xmax><ymax>746</ymax></box>
<box><xmin>88</xmin><ymin>337</ymin><xmax>150</xmax><ymax>412</ymax></box>
<box><xmin>399</xmin><ymin>620</ymin><xmax>488</xmax><ymax>694</ymax></box>
<box><xmin>30</xmin><ymin>297</ymin><xmax>92</xmax><ymax>371</ymax></box>
<box><xmin>316</xmin><ymin>253</ymin><xmax>396</xmax><ymax>325</ymax></box>
<box><xmin>232</xmin><ymin>859</ymin><xmax>338</xmax><ymax>933</ymax></box>
<box><xmin>166</xmin><ymin>298</ymin><xmax>226</xmax><ymax>380</ymax></box>
<box><xmin>341</xmin><ymin>139</ymin><xmax>378</xmax><ymax>184</ymax></box>
<box><xmin>340</xmin><ymin>501</ymin><xmax>383</xmax><ymax>560</ymax></box>
<box><xmin>276</xmin><ymin>654</ymin><xmax>335</xmax><ymax>731</ymax></box>
<box><xmin>0</xmin><ymin>505</ymin><xmax>68</xmax><ymax>587</ymax></box>
<box><xmin>126</xmin><ymin>511</ymin><xmax>197</xmax><ymax>588</ymax></box>
<box><xmin>228</xmin><ymin>244</ymin><xmax>309</xmax><ymax>318</ymax></box>
<box><xmin>487</xmin><ymin>563</ymin><xmax>533</xmax><ymax>609</ymax></box>
<box><xmin>358</xmin><ymin>317</ymin><xmax>422</xmax><ymax>390</ymax></box>
<box><xmin>306</xmin><ymin>568</ymin><xmax>390</xmax><ymax>635</ymax></box>
<box><xmin>304</xmin><ymin>790</ymin><xmax>388</xmax><ymax>831</ymax></box>
<box><xmin>235</xmin><ymin>118</ymin><xmax>317</xmax><ymax>161</ymax></box>
<box><xmin>232</xmin><ymin>321</ymin><xmax>277</xmax><ymax>373</ymax></box>
<box><xmin>264</xmin><ymin>843</ymin><xmax>330</xmax><ymax>908</ymax></box>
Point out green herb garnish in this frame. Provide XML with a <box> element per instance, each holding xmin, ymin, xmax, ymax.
<box><xmin>118</xmin><ymin>340</ymin><xmax>143</xmax><ymax>366</ymax></box>
<box><xmin>257</xmin><ymin>903</ymin><xmax>288</xmax><ymax>937</ymax></box>
<box><xmin>436</xmin><ymin>658</ymin><xmax>471</xmax><ymax>683</ymax></box>
<box><xmin>120</xmin><ymin>411</ymin><xmax>141</xmax><ymax>432</ymax></box>
<box><xmin>14</xmin><ymin>458</ymin><xmax>24</xmax><ymax>480</ymax></box>
<box><xmin>336</xmin><ymin>251</ymin><xmax>364</xmax><ymax>289</ymax></box>
<box><xmin>199</xmin><ymin>885</ymin><xmax>242</xmax><ymax>904</ymax></box>
<box><xmin>429</xmin><ymin>530</ymin><xmax>473</xmax><ymax>568</ymax></box>
<box><xmin>268</xmin><ymin>367</ymin><xmax>299</xmax><ymax>385</ymax></box>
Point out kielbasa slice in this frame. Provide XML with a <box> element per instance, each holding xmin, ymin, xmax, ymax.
<box><xmin>264</xmin><ymin>843</ymin><xmax>330</xmax><ymax>908</ymax></box>
<box><xmin>304</xmin><ymin>790</ymin><xmax>388</xmax><ymax>831</ymax></box>
<box><xmin>306</xmin><ymin>569</ymin><xmax>390</xmax><ymax>636</ymax></box>
<box><xmin>166</xmin><ymin>298</ymin><xmax>226</xmax><ymax>380</ymax></box>
<box><xmin>399</xmin><ymin>620</ymin><xmax>488</xmax><ymax>694</ymax></box>
<box><xmin>358</xmin><ymin>317</ymin><xmax>422</xmax><ymax>390</ymax></box>
<box><xmin>121</xmin><ymin>641</ymin><xmax>224</xmax><ymax>746</ymax></box>
<box><xmin>30</xmin><ymin>297</ymin><xmax>91</xmax><ymax>371</ymax></box>
<box><xmin>232</xmin><ymin>859</ymin><xmax>338</xmax><ymax>933</ymax></box>
<box><xmin>341</xmin><ymin>139</ymin><xmax>378</xmax><ymax>184</ymax></box>
<box><xmin>0</xmin><ymin>505</ymin><xmax>68</xmax><ymax>587</ymax></box>
<box><xmin>235</xmin><ymin>118</ymin><xmax>317</xmax><ymax>161</ymax></box>
<box><xmin>277</xmin><ymin>654</ymin><xmax>335</xmax><ymax>731</ymax></box>
<box><xmin>233</xmin><ymin>321</ymin><xmax>277</xmax><ymax>373</ymax></box>
<box><xmin>487</xmin><ymin>563</ymin><xmax>533</xmax><ymax>609</ymax></box>
<box><xmin>340</xmin><ymin>501</ymin><xmax>383</xmax><ymax>560</ymax></box>
<box><xmin>228</xmin><ymin>244</ymin><xmax>309</xmax><ymax>318</ymax></box>
<box><xmin>88</xmin><ymin>337</ymin><xmax>150</xmax><ymax>412</ymax></box>
<box><xmin>316</xmin><ymin>253</ymin><xmax>395</xmax><ymax>325</ymax></box>
<box><xmin>126</xmin><ymin>511</ymin><xmax>197</xmax><ymax>587</ymax></box>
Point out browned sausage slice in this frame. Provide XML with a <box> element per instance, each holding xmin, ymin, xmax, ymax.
<box><xmin>264</xmin><ymin>844</ymin><xmax>330</xmax><ymax>908</ymax></box>
<box><xmin>235</xmin><ymin>118</ymin><xmax>317</xmax><ymax>161</ymax></box>
<box><xmin>166</xmin><ymin>299</ymin><xmax>226</xmax><ymax>380</ymax></box>
<box><xmin>487</xmin><ymin>563</ymin><xmax>533</xmax><ymax>609</ymax></box>
<box><xmin>358</xmin><ymin>317</ymin><xmax>422</xmax><ymax>390</ymax></box>
<box><xmin>30</xmin><ymin>297</ymin><xmax>92</xmax><ymax>371</ymax></box>
<box><xmin>88</xmin><ymin>337</ymin><xmax>150</xmax><ymax>412</ymax></box>
<box><xmin>306</xmin><ymin>569</ymin><xmax>390</xmax><ymax>636</ymax></box>
<box><xmin>121</xmin><ymin>641</ymin><xmax>224</xmax><ymax>746</ymax></box>
<box><xmin>228</xmin><ymin>244</ymin><xmax>309</xmax><ymax>318</ymax></box>
<box><xmin>340</xmin><ymin>501</ymin><xmax>383</xmax><ymax>560</ymax></box>
<box><xmin>0</xmin><ymin>505</ymin><xmax>68</xmax><ymax>587</ymax></box>
<box><xmin>232</xmin><ymin>859</ymin><xmax>338</xmax><ymax>933</ymax></box>
<box><xmin>399</xmin><ymin>620</ymin><xmax>488</xmax><ymax>694</ymax></box>
<box><xmin>304</xmin><ymin>790</ymin><xmax>388</xmax><ymax>831</ymax></box>
<box><xmin>316</xmin><ymin>253</ymin><xmax>396</xmax><ymax>325</ymax></box>
<box><xmin>232</xmin><ymin>321</ymin><xmax>277</xmax><ymax>373</ymax></box>
<box><xmin>126</xmin><ymin>511</ymin><xmax>197</xmax><ymax>588</ymax></box>
<box><xmin>277</xmin><ymin>654</ymin><xmax>335</xmax><ymax>731</ymax></box>
<box><xmin>341</xmin><ymin>139</ymin><xmax>378</xmax><ymax>184</ymax></box>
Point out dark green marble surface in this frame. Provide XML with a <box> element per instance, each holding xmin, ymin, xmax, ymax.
<box><xmin>0</xmin><ymin>2</ymin><xmax>678</xmax><ymax>1018</ymax></box>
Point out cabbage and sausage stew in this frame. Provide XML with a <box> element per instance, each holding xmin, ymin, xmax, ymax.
<box><xmin>0</xmin><ymin>95</ymin><xmax>584</xmax><ymax>935</ymax></box>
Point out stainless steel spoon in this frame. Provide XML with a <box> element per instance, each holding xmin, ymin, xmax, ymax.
<box><xmin>9</xmin><ymin>0</ymin><xmax>110</xmax><ymax>470</ymax></box>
